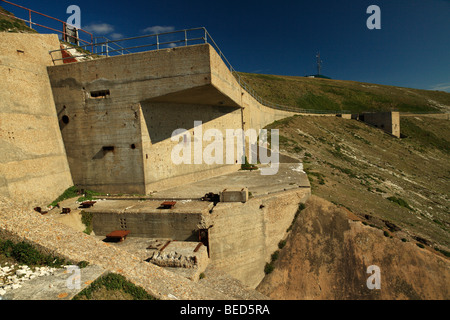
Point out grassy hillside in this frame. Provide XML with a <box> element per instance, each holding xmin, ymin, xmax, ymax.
<box><xmin>265</xmin><ymin>115</ymin><xmax>450</xmax><ymax>253</ymax></box>
<box><xmin>238</xmin><ymin>72</ymin><xmax>450</xmax><ymax>113</ymax></box>
<box><xmin>0</xmin><ymin>6</ymin><xmax>37</xmax><ymax>33</ymax></box>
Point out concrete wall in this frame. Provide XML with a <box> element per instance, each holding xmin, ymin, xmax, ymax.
<box><xmin>0</xmin><ymin>33</ymin><xmax>73</xmax><ymax>207</ymax></box>
<box><xmin>89</xmin><ymin>200</ymin><xmax>213</xmax><ymax>240</ymax></box>
<box><xmin>208</xmin><ymin>46</ymin><xmax>299</xmax><ymax>132</ymax></box>
<box><xmin>47</xmin><ymin>44</ymin><xmax>249</xmax><ymax>194</ymax></box>
<box><xmin>208</xmin><ymin>188</ymin><xmax>311</xmax><ymax>288</ymax></box>
<box><xmin>140</xmin><ymin>101</ymin><xmax>243</xmax><ymax>192</ymax></box>
<box><xmin>92</xmin><ymin>211</ymin><xmax>205</xmax><ymax>240</ymax></box>
<box><xmin>361</xmin><ymin>111</ymin><xmax>400</xmax><ymax>138</ymax></box>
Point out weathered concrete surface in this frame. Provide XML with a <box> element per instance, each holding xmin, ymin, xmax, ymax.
<box><xmin>88</xmin><ymin>200</ymin><xmax>212</xmax><ymax>239</ymax></box>
<box><xmin>47</xmin><ymin>43</ymin><xmax>302</xmax><ymax>195</ymax></box>
<box><xmin>2</xmin><ymin>265</ymin><xmax>107</xmax><ymax>300</ymax></box>
<box><xmin>0</xmin><ymin>196</ymin><xmax>236</xmax><ymax>300</ymax></box>
<box><xmin>85</xmin><ymin>162</ymin><xmax>310</xmax><ymax>288</ymax></box>
<box><xmin>257</xmin><ymin>196</ymin><xmax>450</xmax><ymax>300</ymax></box>
<box><xmin>47</xmin><ymin>44</ymin><xmax>242</xmax><ymax>195</ymax></box>
<box><xmin>360</xmin><ymin>111</ymin><xmax>400</xmax><ymax>138</ymax></box>
<box><xmin>0</xmin><ymin>33</ymin><xmax>73</xmax><ymax>207</ymax></box>
<box><xmin>209</xmin><ymin>188</ymin><xmax>310</xmax><ymax>288</ymax></box>
<box><xmin>153</xmin><ymin>163</ymin><xmax>310</xmax><ymax>199</ymax></box>
<box><xmin>147</xmin><ymin>241</ymin><xmax>209</xmax><ymax>280</ymax></box>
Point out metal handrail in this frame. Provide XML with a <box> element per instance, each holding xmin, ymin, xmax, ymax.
<box><xmin>93</xmin><ymin>36</ymin><xmax>133</xmax><ymax>56</ymax></box>
<box><xmin>48</xmin><ymin>26</ymin><xmax>349</xmax><ymax>115</ymax></box>
<box><xmin>0</xmin><ymin>0</ymin><xmax>93</xmax><ymax>50</ymax></box>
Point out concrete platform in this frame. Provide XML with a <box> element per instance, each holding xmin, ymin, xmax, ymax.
<box><xmin>153</xmin><ymin>163</ymin><xmax>310</xmax><ymax>199</ymax></box>
<box><xmin>87</xmin><ymin>199</ymin><xmax>213</xmax><ymax>214</ymax></box>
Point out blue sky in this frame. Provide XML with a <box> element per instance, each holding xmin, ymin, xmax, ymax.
<box><xmin>3</xmin><ymin>0</ymin><xmax>449</xmax><ymax>92</ymax></box>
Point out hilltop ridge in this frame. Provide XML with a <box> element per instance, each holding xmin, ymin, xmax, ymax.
<box><xmin>238</xmin><ymin>72</ymin><xmax>450</xmax><ymax>114</ymax></box>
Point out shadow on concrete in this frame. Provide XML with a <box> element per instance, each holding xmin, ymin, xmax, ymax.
<box><xmin>140</xmin><ymin>101</ymin><xmax>241</xmax><ymax>144</ymax></box>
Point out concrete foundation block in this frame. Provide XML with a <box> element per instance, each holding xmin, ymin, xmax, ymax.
<box><xmin>219</xmin><ymin>188</ymin><xmax>248</xmax><ymax>203</ymax></box>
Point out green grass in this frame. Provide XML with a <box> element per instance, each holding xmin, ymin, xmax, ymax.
<box><xmin>49</xmin><ymin>186</ymin><xmax>80</xmax><ymax>207</ymax></box>
<box><xmin>278</xmin><ymin>240</ymin><xmax>287</xmax><ymax>249</ymax></box>
<box><xmin>435</xmin><ymin>248</ymin><xmax>450</xmax><ymax>258</ymax></box>
<box><xmin>387</xmin><ymin>196</ymin><xmax>413</xmax><ymax>211</ymax></box>
<box><xmin>77</xmin><ymin>189</ymin><xmax>104</xmax><ymax>202</ymax></box>
<box><xmin>73</xmin><ymin>272</ymin><xmax>158</xmax><ymax>300</ymax></box>
<box><xmin>237</xmin><ymin>72</ymin><xmax>449</xmax><ymax>113</ymax></box>
<box><xmin>295</xmin><ymin>92</ymin><xmax>341</xmax><ymax>111</ymax></box>
<box><xmin>401</xmin><ymin>118</ymin><xmax>450</xmax><ymax>154</ymax></box>
<box><xmin>0</xmin><ymin>6</ymin><xmax>37</xmax><ymax>33</ymax></box>
<box><xmin>240</xmin><ymin>156</ymin><xmax>258</xmax><ymax>171</ymax></box>
<box><xmin>81</xmin><ymin>211</ymin><xmax>93</xmax><ymax>235</ymax></box>
<box><xmin>49</xmin><ymin>186</ymin><xmax>105</xmax><ymax>206</ymax></box>
<box><xmin>264</xmin><ymin>262</ymin><xmax>275</xmax><ymax>275</ymax></box>
<box><xmin>287</xmin><ymin>203</ymin><xmax>306</xmax><ymax>232</ymax></box>
<box><xmin>0</xmin><ymin>239</ymin><xmax>71</xmax><ymax>267</ymax></box>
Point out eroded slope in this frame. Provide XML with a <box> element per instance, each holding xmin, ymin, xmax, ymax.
<box><xmin>257</xmin><ymin>196</ymin><xmax>449</xmax><ymax>299</ymax></box>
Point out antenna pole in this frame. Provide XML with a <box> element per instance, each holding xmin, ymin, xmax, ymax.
<box><xmin>316</xmin><ymin>51</ymin><xmax>322</xmax><ymax>76</ymax></box>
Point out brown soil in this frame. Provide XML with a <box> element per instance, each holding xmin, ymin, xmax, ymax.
<box><xmin>256</xmin><ymin>196</ymin><xmax>450</xmax><ymax>300</ymax></box>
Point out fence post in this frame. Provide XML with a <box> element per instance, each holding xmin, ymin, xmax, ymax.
<box><xmin>157</xmin><ymin>34</ymin><xmax>159</xmax><ymax>50</ymax></box>
<box><xmin>184</xmin><ymin>30</ymin><xmax>187</xmax><ymax>46</ymax></box>
<box><xmin>28</xmin><ymin>9</ymin><xmax>32</xmax><ymax>29</ymax></box>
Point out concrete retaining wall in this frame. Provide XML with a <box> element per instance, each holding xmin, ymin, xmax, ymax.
<box><xmin>47</xmin><ymin>44</ymin><xmax>305</xmax><ymax>194</ymax></box>
<box><xmin>47</xmin><ymin>45</ymin><xmax>248</xmax><ymax>194</ymax></box>
<box><xmin>0</xmin><ymin>33</ymin><xmax>73</xmax><ymax>207</ymax></box>
<box><xmin>208</xmin><ymin>188</ymin><xmax>311</xmax><ymax>288</ymax></box>
<box><xmin>92</xmin><ymin>211</ymin><xmax>205</xmax><ymax>240</ymax></box>
<box><xmin>360</xmin><ymin>111</ymin><xmax>400</xmax><ymax>138</ymax></box>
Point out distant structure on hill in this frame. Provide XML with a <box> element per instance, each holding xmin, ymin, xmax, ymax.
<box><xmin>304</xmin><ymin>51</ymin><xmax>331</xmax><ymax>79</ymax></box>
<box><xmin>305</xmin><ymin>74</ymin><xmax>332</xmax><ymax>79</ymax></box>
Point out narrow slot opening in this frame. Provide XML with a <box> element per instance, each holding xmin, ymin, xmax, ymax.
<box><xmin>90</xmin><ymin>89</ymin><xmax>110</xmax><ymax>99</ymax></box>
<box><xmin>102</xmin><ymin>146</ymin><xmax>115</xmax><ymax>151</ymax></box>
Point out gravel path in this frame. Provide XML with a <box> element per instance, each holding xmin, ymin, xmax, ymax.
<box><xmin>0</xmin><ymin>197</ymin><xmax>231</xmax><ymax>300</ymax></box>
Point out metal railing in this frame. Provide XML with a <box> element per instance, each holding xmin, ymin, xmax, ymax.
<box><xmin>93</xmin><ymin>36</ymin><xmax>133</xmax><ymax>56</ymax></box>
<box><xmin>48</xmin><ymin>26</ymin><xmax>348</xmax><ymax>115</ymax></box>
<box><xmin>50</xmin><ymin>27</ymin><xmax>207</xmax><ymax>61</ymax></box>
<box><xmin>0</xmin><ymin>0</ymin><xmax>93</xmax><ymax>50</ymax></box>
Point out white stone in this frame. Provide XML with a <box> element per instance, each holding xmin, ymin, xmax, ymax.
<box><xmin>11</xmin><ymin>283</ymin><xmax>20</xmax><ymax>290</ymax></box>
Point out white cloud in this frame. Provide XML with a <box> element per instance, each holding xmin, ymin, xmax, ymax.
<box><xmin>83</xmin><ymin>23</ymin><xmax>115</xmax><ymax>35</ymax></box>
<box><xmin>142</xmin><ymin>25</ymin><xmax>175</xmax><ymax>34</ymax></box>
<box><xmin>109</xmin><ymin>33</ymin><xmax>124</xmax><ymax>40</ymax></box>
<box><xmin>429</xmin><ymin>82</ymin><xmax>450</xmax><ymax>92</ymax></box>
